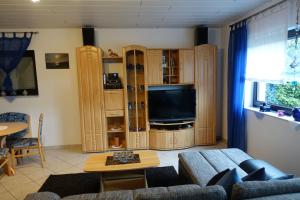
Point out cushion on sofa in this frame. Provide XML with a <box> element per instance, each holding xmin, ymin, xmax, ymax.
<box><xmin>207</xmin><ymin>169</ymin><xmax>230</xmax><ymax>186</ymax></box>
<box><xmin>244</xmin><ymin>193</ymin><xmax>300</xmax><ymax>200</ymax></box>
<box><xmin>215</xmin><ymin>168</ymin><xmax>242</xmax><ymax>197</ymax></box>
<box><xmin>199</xmin><ymin>150</ymin><xmax>248</xmax><ymax>178</ymax></box>
<box><xmin>239</xmin><ymin>159</ymin><xmax>294</xmax><ymax>180</ymax></box>
<box><xmin>134</xmin><ymin>185</ymin><xmax>227</xmax><ymax>200</ymax></box>
<box><xmin>63</xmin><ymin>191</ymin><xmax>133</xmax><ymax>200</ymax></box>
<box><xmin>178</xmin><ymin>152</ymin><xmax>218</xmax><ymax>186</ymax></box>
<box><xmin>220</xmin><ymin>148</ymin><xmax>253</xmax><ymax>165</ymax></box>
<box><xmin>242</xmin><ymin>168</ymin><xmax>269</xmax><ymax>181</ymax></box>
<box><xmin>231</xmin><ymin>178</ymin><xmax>300</xmax><ymax>200</ymax></box>
<box><xmin>24</xmin><ymin>192</ymin><xmax>61</xmax><ymax>200</ymax></box>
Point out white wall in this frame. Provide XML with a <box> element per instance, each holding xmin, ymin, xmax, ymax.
<box><xmin>0</xmin><ymin>29</ymin><xmax>83</xmax><ymax>146</ymax></box>
<box><xmin>3</xmin><ymin>28</ymin><xmax>223</xmax><ymax>146</ymax></box>
<box><xmin>222</xmin><ymin>0</ymin><xmax>300</xmax><ymax>175</ymax></box>
<box><xmin>247</xmin><ymin>110</ymin><xmax>300</xmax><ymax>176</ymax></box>
<box><xmin>95</xmin><ymin>28</ymin><xmax>194</xmax><ymax>55</ymax></box>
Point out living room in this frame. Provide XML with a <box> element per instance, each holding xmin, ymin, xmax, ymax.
<box><xmin>0</xmin><ymin>0</ymin><xmax>300</xmax><ymax>199</ymax></box>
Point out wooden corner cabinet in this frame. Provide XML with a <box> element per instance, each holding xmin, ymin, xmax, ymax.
<box><xmin>76</xmin><ymin>46</ymin><xmax>105</xmax><ymax>152</ymax></box>
<box><xmin>194</xmin><ymin>44</ymin><xmax>217</xmax><ymax>145</ymax></box>
<box><xmin>123</xmin><ymin>45</ymin><xmax>149</xmax><ymax>149</ymax></box>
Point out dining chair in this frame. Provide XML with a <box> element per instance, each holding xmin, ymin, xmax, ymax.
<box><xmin>0</xmin><ymin>148</ymin><xmax>14</xmax><ymax>175</ymax></box>
<box><xmin>0</xmin><ymin>112</ymin><xmax>32</xmax><ymax>146</ymax></box>
<box><xmin>10</xmin><ymin>113</ymin><xmax>45</xmax><ymax>168</ymax></box>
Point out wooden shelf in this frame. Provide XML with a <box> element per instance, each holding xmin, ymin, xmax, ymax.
<box><xmin>104</xmin><ymin>89</ymin><xmax>124</xmax><ymax>92</ymax></box>
<box><xmin>103</xmin><ymin>57</ymin><xmax>123</xmax><ymax>63</ymax></box>
<box><xmin>107</xmin><ymin>129</ymin><xmax>126</xmax><ymax>133</ymax></box>
<box><xmin>108</xmin><ymin>147</ymin><xmax>126</xmax><ymax>151</ymax></box>
<box><xmin>150</xmin><ymin>121</ymin><xmax>194</xmax><ymax>126</ymax></box>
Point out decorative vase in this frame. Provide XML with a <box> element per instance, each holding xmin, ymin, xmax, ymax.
<box><xmin>292</xmin><ymin>108</ymin><xmax>300</xmax><ymax>122</ymax></box>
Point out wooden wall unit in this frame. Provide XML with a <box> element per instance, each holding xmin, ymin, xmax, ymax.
<box><xmin>149</xmin><ymin>127</ymin><xmax>194</xmax><ymax>150</ymax></box>
<box><xmin>194</xmin><ymin>44</ymin><xmax>217</xmax><ymax>145</ymax></box>
<box><xmin>123</xmin><ymin>45</ymin><xmax>149</xmax><ymax>149</ymax></box>
<box><xmin>147</xmin><ymin>49</ymin><xmax>163</xmax><ymax>85</ymax></box>
<box><xmin>147</xmin><ymin>48</ymin><xmax>194</xmax><ymax>85</ymax></box>
<box><xmin>179</xmin><ymin>49</ymin><xmax>194</xmax><ymax>84</ymax></box>
<box><xmin>76</xmin><ymin>46</ymin><xmax>105</xmax><ymax>152</ymax></box>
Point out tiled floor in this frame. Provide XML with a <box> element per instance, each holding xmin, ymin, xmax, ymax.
<box><xmin>0</xmin><ymin>142</ymin><xmax>226</xmax><ymax>200</ymax></box>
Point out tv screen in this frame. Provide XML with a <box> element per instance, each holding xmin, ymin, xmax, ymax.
<box><xmin>0</xmin><ymin>50</ymin><xmax>38</xmax><ymax>96</ymax></box>
<box><xmin>148</xmin><ymin>88</ymin><xmax>196</xmax><ymax>122</ymax></box>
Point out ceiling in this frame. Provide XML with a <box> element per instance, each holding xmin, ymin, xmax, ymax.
<box><xmin>0</xmin><ymin>0</ymin><xmax>271</xmax><ymax>28</ymax></box>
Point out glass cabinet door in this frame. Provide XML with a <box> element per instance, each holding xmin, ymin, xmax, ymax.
<box><xmin>126</xmin><ymin>50</ymin><xmax>137</xmax><ymax>131</ymax></box>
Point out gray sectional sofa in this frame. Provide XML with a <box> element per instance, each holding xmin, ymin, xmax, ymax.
<box><xmin>25</xmin><ymin>148</ymin><xmax>300</xmax><ymax>200</ymax></box>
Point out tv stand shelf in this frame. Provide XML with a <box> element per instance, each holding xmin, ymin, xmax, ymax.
<box><xmin>150</xmin><ymin>121</ymin><xmax>194</xmax><ymax>126</ymax></box>
<box><xmin>149</xmin><ymin>122</ymin><xmax>194</xmax><ymax>150</ymax></box>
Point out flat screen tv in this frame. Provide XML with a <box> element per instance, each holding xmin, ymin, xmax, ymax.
<box><xmin>0</xmin><ymin>50</ymin><xmax>39</xmax><ymax>96</ymax></box>
<box><xmin>148</xmin><ymin>88</ymin><xmax>196</xmax><ymax>123</ymax></box>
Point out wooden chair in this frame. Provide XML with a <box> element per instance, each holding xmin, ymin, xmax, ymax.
<box><xmin>10</xmin><ymin>113</ymin><xmax>45</xmax><ymax>168</ymax></box>
<box><xmin>0</xmin><ymin>148</ymin><xmax>14</xmax><ymax>175</ymax></box>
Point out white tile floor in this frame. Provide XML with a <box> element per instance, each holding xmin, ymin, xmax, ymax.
<box><xmin>0</xmin><ymin>142</ymin><xmax>226</xmax><ymax>200</ymax></box>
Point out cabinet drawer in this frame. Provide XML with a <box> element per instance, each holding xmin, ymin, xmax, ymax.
<box><xmin>105</xmin><ymin>110</ymin><xmax>124</xmax><ymax>117</ymax></box>
<box><xmin>104</xmin><ymin>90</ymin><xmax>124</xmax><ymax>110</ymax></box>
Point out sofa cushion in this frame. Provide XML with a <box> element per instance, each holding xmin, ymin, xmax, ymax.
<box><xmin>25</xmin><ymin>192</ymin><xmax>61</xmax><ymax>200</ymax></box>
<box><xmin>215</xmin><ymin>168</ymin><xmax>242</xmax><ymax>197</ymax></box>
<box><xmin>244</xmin><ymin>193</ymin><xmax>300</xmax><ymax>200</ymax></box>
<box><xmin>220</xmin><ymin>148</ymin><xmax>253</xmax><ymax>165</ymax></box>
<box><xmin>242</xmin><ymin>168</ymin><xmax>269</xmax><ymax>181</ymax></box>
<box><xmin>231</xmin><ymin>178</ymin><xmax>300</xmax><ymax>200</ymax></box>
<box><xmin>134</xmin><ymin>185</ymin><xmax>227</xmax><ymax>200</ymax></box>
<box><xmin>178</xmin><ymin>149</ymin><xmax>250</xmax><ymax>186</ymax></box>
<box><xmin>239</xmin><ymin>159</ymin><xmax>294</xmax><ymax>180</ymax></box>
<box><xmin>178</xmin><ymin>152</ymin><xmax>218</xmax><ymax>186</ymax></box>
<box><xmin>207</xmin><ymin>169</ymin><xmax>230</xmax><ymax>186</ymax></box>
<box><xmin>200</xmin><ymin>149</ymin><xmax>248</xmax><ymax>178</ymax></box>
<box><xmin>63</xmin><ymin>191</ymin><xmax>133</xmax><ymax>200</ymax></box>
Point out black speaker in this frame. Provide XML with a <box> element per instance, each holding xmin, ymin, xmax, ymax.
<box><xmin>82</xmin><ymin>27</ymin><xmax>95</xmax><ymax>46</ymax></box>
<box><xmin>194</xmin><ymin>26</ymin><xmax>208</xmax><ymax>46</ymax></box>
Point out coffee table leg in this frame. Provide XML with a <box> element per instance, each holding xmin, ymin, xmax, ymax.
<box><xmin>144</xmin><ymin>169</ymin><xmax>148</xmax><ymax>188</ymax></box>
<box><xmin>100</xmin><ymin>173</ymin><xmax>104</xmax><ymax>192</ymax></box>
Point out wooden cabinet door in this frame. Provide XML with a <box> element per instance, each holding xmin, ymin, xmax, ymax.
<box><xmin>104</xmin><ymin>90</ymin><xmax>124</xmax><ymax>110</ymax></box>
<box><xmin>76</xmin><ymin>46</ymin><xmax>105</xmax><ymax>152</ymax></box>
<box><xmin>147</xmin><ymin>49</ymin><xmax>163</xmax><ymax>85</ymax></box>
<box><xmin>173</xmin><ymin>128</ymin><xmax>194</xmax><ymax>149</ymax></box>
<box><xmin>179</xmin><ymin>49</ymin><xmax>194</xmax><ymax>84</ymax></box>
<box><xmin>194</xmin><ymin>45</ymin><xmax>217</xmax><ymax>145</ymax></box>
<box><xmin>137</xmin><ymin>131</ymin><xmax>148</xmax><ymax>149</ymax></box>
<box><xmin>149</xmin><ymin>130</ymin><xmax>173</xmax><ymax>150</ymax></box>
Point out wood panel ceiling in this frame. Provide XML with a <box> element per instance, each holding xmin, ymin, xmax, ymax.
<box><xmin>0</xmin><ymin>0</ymin><xmax>271</xmax><ymax>28</ymax></box>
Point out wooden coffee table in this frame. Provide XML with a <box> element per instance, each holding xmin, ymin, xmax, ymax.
<box><xmin>84</xmin><ymin>150</ymin><xmax>160</xmax><ymax>191</ymax></box>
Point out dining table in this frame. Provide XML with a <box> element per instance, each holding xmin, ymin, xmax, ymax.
<box><xmin>0</xmin><ymin>122</ymin><xmax>28</xmax><ymax>176</ymax></box>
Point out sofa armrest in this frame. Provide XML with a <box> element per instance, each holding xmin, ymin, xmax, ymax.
<box><xmin>231</xmin><ymin>178</ymin><xmax>300</xmax><ymax>200</ymax></box>
<box><xmin>24</xmin><ymin>192</ymin><xmax>61</xmax><ymax>200</ymax></box>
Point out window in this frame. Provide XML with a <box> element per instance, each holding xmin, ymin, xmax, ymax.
<box><xmin>253</xmin><ymin>29</ymin><xmax>300</xmax><ymax>111</ymax></box>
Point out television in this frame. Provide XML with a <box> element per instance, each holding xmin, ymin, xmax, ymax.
<box><xmin>148</xmin><ymin>87</ymin><xmax>196</xmax><ymax>123</ymax></box>
<box><xmin>0</xmin><ymin>50</ymin><xmax>39</xmax><ymax>96</ymax></box>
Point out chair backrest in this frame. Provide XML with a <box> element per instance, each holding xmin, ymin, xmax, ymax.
<box><xmin>0</xmin><ymin>112</ymin><xmax>32</xmax><ymax>139</ymax></box>
<box><xmin>38</xmin><ymin>113</ymin><xmax>44</xmax><ymax>144</ymax></box>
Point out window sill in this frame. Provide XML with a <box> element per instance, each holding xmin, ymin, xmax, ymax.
<box><xmin>245</xmin><ymin>107</ymin><xmax>300</xmax><ymax>125</ymax></box>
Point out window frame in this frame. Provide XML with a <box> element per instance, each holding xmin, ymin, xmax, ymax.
<box><xmin>252</xmin><ymin>28</ymin><xmax>298</xmax><ymax>115</ymax></box>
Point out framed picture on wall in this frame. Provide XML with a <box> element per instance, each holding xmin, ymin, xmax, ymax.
<box><xmin>45</xmin><ymin>53</ymin><xmax>69</xmax><ymax>69</ymax></box>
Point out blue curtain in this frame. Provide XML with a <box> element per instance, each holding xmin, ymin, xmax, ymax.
<box><xmin>0</xmin><ymin>32</ymin><xmax>32</xmax><ymax>91</ymax></box>
<box><xmin>227</xmin><ymin>21</ymin><xmax>248</xmax><ymax>152</ymax></box>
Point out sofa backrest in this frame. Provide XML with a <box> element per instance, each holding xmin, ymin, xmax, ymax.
<box><xmin>133</xmin><ymin>184</ymin><xmax>227</xmax><ymax>200</ymax></box>
<box><xmin>25</xmin><ymin>185</ymin><xmax>227</xmax><ymax>200</ymax></box>
<box><xmin>231</xmin><ymin>178</ymin><xmax>300</xmax><ymax>200</ymax></box>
